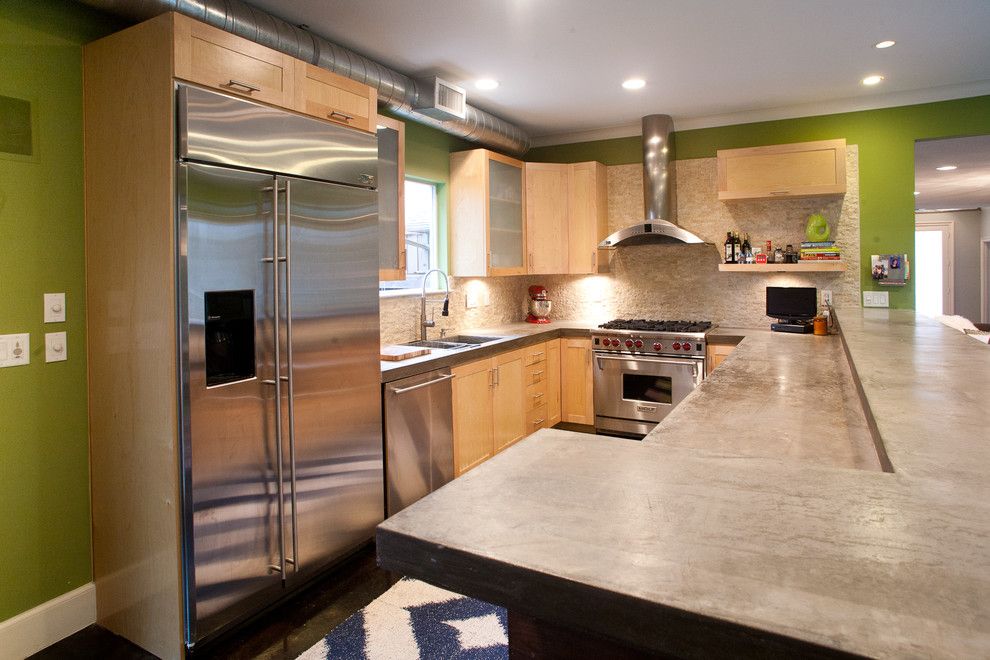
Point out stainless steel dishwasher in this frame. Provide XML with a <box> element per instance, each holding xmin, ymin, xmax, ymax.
<box><xmin>384</xmin><ymin>368</ymin><xmax>454</xmax><ymax>516</ymax></box>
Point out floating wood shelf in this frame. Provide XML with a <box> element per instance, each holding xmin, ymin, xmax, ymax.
<box><xmin>719</xmin><ymin>262</ymin><xmax>846</xmax><ymax>272</ymax></box>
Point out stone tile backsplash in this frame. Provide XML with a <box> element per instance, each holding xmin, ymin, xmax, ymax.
<box><xmin>380</xmin><ymin>148</ymin><xmax>860</xmax><ymax>345</ymax></box>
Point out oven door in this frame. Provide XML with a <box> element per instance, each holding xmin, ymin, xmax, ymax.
<box><xmin>593</xmin><ymin>352</ymin><xmax>704</xmax><ymax>437</ymax></box>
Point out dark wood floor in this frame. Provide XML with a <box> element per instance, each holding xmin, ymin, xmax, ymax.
<box><xmin>31</xmin><ymin>544</ymin><xmax>395</xmax><ymax>660</ymax></box>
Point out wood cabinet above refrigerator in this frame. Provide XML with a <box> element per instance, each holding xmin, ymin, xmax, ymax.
<box><xmin>377</xmin><ymin>115</ymin><xmax>406</xmax><ymax>280</ymax></box>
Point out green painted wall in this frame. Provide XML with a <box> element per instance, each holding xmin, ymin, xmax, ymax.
<box><xmin>0</xmin><ymin>0</ymin><xmax>118</xmax><ymax>621</ymax></box>
<box><xmin>529</xmin><ymin>96</ymin><xmax>990</xmax><ymax>308</ymax></box>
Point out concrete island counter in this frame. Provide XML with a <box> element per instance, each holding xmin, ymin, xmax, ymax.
<box><xmin>376</xmin><ymin>309</ymin><xmax>990</xmax><ymax>658</ymax></box>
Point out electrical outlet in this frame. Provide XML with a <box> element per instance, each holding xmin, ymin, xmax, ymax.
<box><xmin>465</xmin><ymin>291</ymin><xmax>480</xmax><ymax>309</ymax></box>
<box><xmin>863</xmin><ymin>291</ymin><xmax>889</xmax><ymax>308</ymax></box>
<box><xmin>821</xmin><ymin>289</ymin><xmax>833</xmax><ymax>306</ymax></box>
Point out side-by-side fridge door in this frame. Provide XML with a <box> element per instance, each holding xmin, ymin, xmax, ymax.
<box><xmin>179</xmin><ymin>162</ymin><xmax>285</xmax><ymax>645</ymax></box>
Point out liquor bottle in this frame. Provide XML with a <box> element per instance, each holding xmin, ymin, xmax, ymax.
<box><xmin>765</xmin><ymin>240</ymin><xmax>774</xmax><ymax>263</ymax></box>
<box><xmin>732</xmin><ymin>232</ymin><xmax>740</xmax><ymax>263</ymax></box>
<box><xmin>742</xmin><ymin>233</ymin><xmax>752</xmax><ymax>263</ymax></box>
<box><xmin>724</xmin><ymin>232</ymin><xmax>734</xmax><ymax>263</ymax></box>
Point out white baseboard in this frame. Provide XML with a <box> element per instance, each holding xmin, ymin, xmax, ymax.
<box><xmin>0</xmin><ymin>583</ymin><xmax>96</xmax><ymax>659</ymax></box>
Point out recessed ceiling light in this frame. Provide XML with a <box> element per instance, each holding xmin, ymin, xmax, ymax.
<box><xmin>874</xmin><ymin>40</ymin><xmax>896</xmax><ymax>49</ymax></box>
<box><xmin>862</xmin><ymin>75</ymin><xmax>884</xmax><ymax>86</ymax></box>
<box><xmin>622</xmin><ymin>78</ymin><xmax>646</xmax><ymax>90</ymax></box>
<box><xmin>935</xmin><ymin>165</ymin><xmax>957</xmax><ymax>171</ymax></box>
<box><xmin>474</xmin><ymin>78</ymin><xmax>499</xmax><ymax>90</ymax></box>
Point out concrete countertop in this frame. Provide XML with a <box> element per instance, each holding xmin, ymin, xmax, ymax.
<box><xmin>376</xmin><ymin>308</ymin><xmax>990</xmax><ymax>657</ymax></box>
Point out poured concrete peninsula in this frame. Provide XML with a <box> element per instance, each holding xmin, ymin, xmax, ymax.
<box><xmin>376</xmin><ymin>309</ymin><xmax>990</xmax><ymax>658</ymax></box>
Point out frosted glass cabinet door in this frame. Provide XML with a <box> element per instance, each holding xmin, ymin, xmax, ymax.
<box><xmin>488</xmin><ymin>159</ymin><xmax>525</xmax><ymax>273</ymax></box>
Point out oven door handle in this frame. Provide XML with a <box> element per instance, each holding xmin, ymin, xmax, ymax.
<box><xmin>594</xmin><ymin>353</ymin><xmax>703</xmax><ymax>383</ymax></box>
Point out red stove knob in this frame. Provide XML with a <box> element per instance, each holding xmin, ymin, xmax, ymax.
<box><xmin>653</xmin><ymin>342</ymin><xmax>662</xmax><ymax>351</ymax></box>
<box><xmin>683</xmin><ymin>343</ymin><xmax>693</xmax><ymax>351</ymax></box>
<box><xmin>624</xmin><ymin>339</ymin><xmax>634</xmax><ymax>348</ymax></box>
<box><xmin>672</xmin><ymin>341</ymin><xmax>681</xmax><ymax>350</ymax></box>
<box><xmin>634</xmin><ymin>339</ymin><xmax>644</xmax><ymax>348</ymax></box>
<box><xmin>611</xmin><ymin>338</ymin><xmax>620</xmax><ymax>347</ymax></box>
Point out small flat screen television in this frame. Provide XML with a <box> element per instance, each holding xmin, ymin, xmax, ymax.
<box><xmin>766</xmin><ymin>286</ymin><xmax>817</xmax><ymax>322</ymax></box>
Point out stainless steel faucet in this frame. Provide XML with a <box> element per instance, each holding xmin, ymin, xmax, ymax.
<box><xmin>420</xmin><ymin>269</ymin><xmax>450</xmax><ymax>340</ymax></box>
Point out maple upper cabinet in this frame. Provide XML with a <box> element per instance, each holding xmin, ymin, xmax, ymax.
<box><xmin>294</xmin><ymin>61</ymin><xmax>377</xmax><ymax>133</ymax></box>
<box><xmin>450</xmin><ymin>149</ymin><xmax>527</xmax><ymax>277</ymax></box>
<box><xmin>377</xmin><ymin>115</ymin><xmax>406</xmax><ymax>280</ymax></box>
<box><xmin>525</xmin><ymin>163</ymin><xmax>569</xmax><ymax>274</ymax></box>
<box><xmin>567</xmin><ymin>161</ymin><xmax>608</xmax><ymax>274</ymax></box>
<box><xmin>523</xmin><ymin>161</ymin><xmax>607</xmax><ymax>275</ymax></box>
<box><xmin>173</xmin><ymin>13</ymin><xmax>296</xmax><ymax>108</ymax></box>
<box><xmin>560</xmin><ymin>337</ymin><xmax>594</xmax><ymax>425</ymax></box>
<box><xmin>717</xmin><ymin>139</ymin><xmax>846</xmax><ymax>200</ymax></box>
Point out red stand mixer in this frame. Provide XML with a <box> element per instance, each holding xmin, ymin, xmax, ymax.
<box><xmin>526</xmin><ymin>285</ymin><xmax>552</xmax><ymax>324</ymax></box>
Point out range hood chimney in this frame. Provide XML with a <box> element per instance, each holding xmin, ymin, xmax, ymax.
<box><xmin>599</xmin><ymin>115</ymin><xmax>706</xmax><ymax>247</ymax></box>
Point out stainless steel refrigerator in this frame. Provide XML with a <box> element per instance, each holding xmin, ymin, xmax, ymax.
<box><xmin>175</xmin><ymin>84</ymin><xmax>383</xmax><ymax>648</ymax></box>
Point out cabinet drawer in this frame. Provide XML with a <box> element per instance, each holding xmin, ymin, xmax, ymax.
<box><xmin>525</xmin><ymin>381</ymin><xmax>547</xmax><ymax>411</ymax></box>
<box><xmin>526</xmin><ymin>403</ymin><xmax>549</xmax><ymax>432</ymax></box>
<box><xmin>296</xmin><ymin>61</ymin><xmax>377</xmax><ymax>133</ymax></box>
<box><xmin>525</xmin><ymin>361</ymin><xmax>548</xmax><ymax>386</ymax></box>
<box><xmin>523</xmin><ymin>343</ymin><xmax>547</xmax><ymax>366</ymax></box>
<box><xmin>173</xmin><ymin>14</ymin><xmax>294</xmax><ymax>108</ymax></box>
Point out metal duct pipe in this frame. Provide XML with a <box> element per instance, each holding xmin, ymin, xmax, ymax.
<box><xmin>78</xmin><ymin>0</ymin><xmax>531</xmax><ymax>155</ymax></box>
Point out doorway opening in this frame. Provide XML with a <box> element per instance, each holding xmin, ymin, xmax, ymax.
<box><xmin>914</xmin><ymin>220</ymin><xmax>954</xmax><ymax>316</ymax></box>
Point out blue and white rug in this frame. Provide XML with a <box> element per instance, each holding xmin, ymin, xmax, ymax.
<box><xmin>298</xmin><ymin>578</ymin><xmax>508</xmax><ymax>660</ymax></box>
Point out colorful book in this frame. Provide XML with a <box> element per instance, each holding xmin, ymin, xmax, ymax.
<box><xmin>801</xmin><ymin>241</ymin><xmax>836</xmax><ymax>248</ymax></box>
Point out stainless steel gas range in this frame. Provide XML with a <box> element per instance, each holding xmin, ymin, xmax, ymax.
<box><xmin>592</xmin><ymin>319</ymin><xmax>713</xmax><ymax>438</ymax></box>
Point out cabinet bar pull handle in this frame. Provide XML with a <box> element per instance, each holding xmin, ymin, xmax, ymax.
<box><xmin>531</xmin><ymin>370</ymin><xmax>544</xmax><ymax>376</ymax></box>
<box><xmin>532</xmin><ymin>351</ymin><xmax>544</xmax><ymax>358</ymax></box>
<box><xmin>769</xmin><ymin>190</ymin><xmax>790</xmax><ymax>195</ymax></box>
<box><xmin>532</xmin><ymin>418</ymin><xmax>545</xmax><ymax>426</ymax></box>
<box><xmin>224</xmin><ymin>79</ymin><xmax>261</xmax><ymax>93</ymax></box>
<box><xmin>329</xmin><ymin>110</ymin><xmax>354</xmax><ymax>122</ymax></box>
<box><xmin>391</xmin><ymin>374</ymin><xmax>455</xmax><ymax>394</ymax></box>
<box><xmin>533</xmin><ymin>392</ymin><xmax>544</xmax><ymax>399</ymax></box>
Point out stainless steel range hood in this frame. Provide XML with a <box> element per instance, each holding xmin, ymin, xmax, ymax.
<box><xmin>599</xmin><ymin>115</ymin><xmax>706</xmax><ymax>247</ymax></box>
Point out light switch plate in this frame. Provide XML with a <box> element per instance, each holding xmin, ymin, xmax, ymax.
<box><xmin>821</xmin><ymin>289</ymin><xmax>833</xmax><ymax>306</ymax></box>
<box><xmin>863</xmin><ymin>291</ymin><xmax>889</xmax><ymax>308</ymax></box>
<box><xmin>45</xmin><ymin>332</ymin><xmax>67</xmax><ymax>362</ymax></box>
<box><xmin>0</xmin><ymin>333</ymin><xmax>30</xmax><ymax>368</ymax></box>
<box><xmin>44</xmin><ymin>293</ymin><xmax>66</xmax><ymax>323</ymax></box>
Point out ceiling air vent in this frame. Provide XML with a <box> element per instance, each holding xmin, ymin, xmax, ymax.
<box><xmin>415</xmin><ymin>77</ymin><xmax>467</xmax><ymax>120</ymax></box>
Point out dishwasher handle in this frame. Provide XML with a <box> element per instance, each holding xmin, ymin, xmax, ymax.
<box><xmin>390</xmin><ymin>373</ymin><xmax>455</xmax><ymax>395</ymax></box>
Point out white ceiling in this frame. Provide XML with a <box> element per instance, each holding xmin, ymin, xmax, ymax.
<box><xmin>249</xmin><ymin>0</ymin><xmax>990</xmax><ymax>143</ymax></box>
<box><xmin>915</xmin><ymin>135</ymin><xmax>990</xmax><ymax>211</ymax></box>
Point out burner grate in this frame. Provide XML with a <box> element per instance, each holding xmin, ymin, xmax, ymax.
<box><xmin>599</xmin><ymin>319</ymin><xmax>713</xmax><ymax>333</ymax></box>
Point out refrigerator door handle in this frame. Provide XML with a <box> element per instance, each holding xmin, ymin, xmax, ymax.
<box><xmin>281</xmin><ymin>179</ymin><xmax>300</xmax><ymax>572</ymax></box>
<box><xmin>265</xmin><ymin>182</ymin><xmax>287</xmax><ymax>581</ymax></box>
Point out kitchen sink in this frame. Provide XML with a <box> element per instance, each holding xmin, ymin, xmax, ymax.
<box><xmin>402</xmin><ymin>335</ymin><xmax>507</xmax><ymax>351</ymax></box>
<box><xmin>443</xmin><ymin>335</ymin><xmax>505</xmax><ymax>345</ymax></box>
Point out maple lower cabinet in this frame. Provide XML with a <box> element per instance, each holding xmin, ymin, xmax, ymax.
<box><xmin>525</xmin><ymin>163</ymin><xmax>569</xmax><ymax>274</ymax></box>
<box><xmin>706</xmin><ymin>342</ymin><xmax>737</xmax><ymax>376</ymax></box>
<box><xmin>567</xmin><ymin>162</ymin><xmax>608</xmax><ymax>274</ymax></box>
<box><xmin>561</xmin><ymin>337</ymin><xmax>594</xmax><ymax>425</ymax></box>
<box><xmin>451</xmin><ymin>342</ymin><xmax>563</xmax><ymax>475</ymax></box>
<box><xmin>547</xmin><ymin>340</ymin><xmax>562</xmax><ymax>426</ymax></box>
<box><xmin>450</xmin><ymin>149</ymin><xmax>527</xmax><ymax>277</ymax></box>
<box><xmin>492</xmin><ymin>348</ymin><xmax>528</xmax><ymax>453</ymax></box>
<box><xmin>717</xmin><ymin>139</ymin><xmax>846</xmax><ymax>200</ymax></box>
<box><xmin>451</xmin><ymin>357</ymin><xmax>495</xmax><ymax>475</ymax></box>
